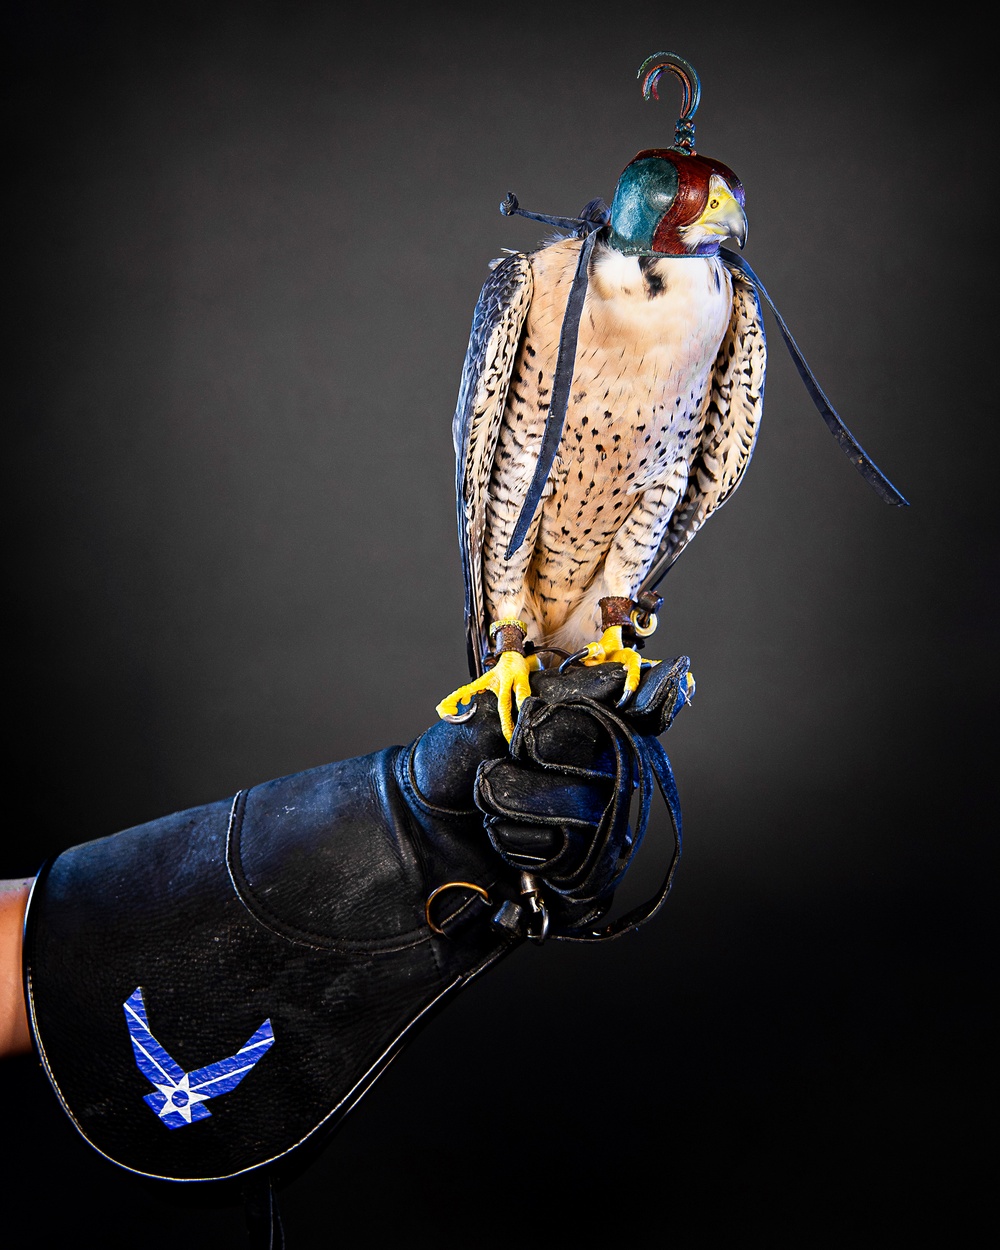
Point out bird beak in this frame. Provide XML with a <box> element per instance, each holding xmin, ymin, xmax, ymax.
<box><xmin>698</xmin><ymin>186</ymin><xmax>748</xmax><ymax>249</ymax></box>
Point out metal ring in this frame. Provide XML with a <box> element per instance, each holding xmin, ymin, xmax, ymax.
<box><xmin>630</xmin><ymin>609</ymin><xmax>658</xmax><ymax>638</ymax></box>
<box><xmin>523</xmin><ymin>891</ymin><xmax>550</xmax><ymax>944</ymax></box>
<box><xmin>527</xmin><ymin>900</ymin><xmax>550</xmax><ymax>944</ymax></box>
<box><xmin>425</xmin><ymin>881</ymin><xmax>491</xmax><ymax>935</ymax></box>
<box><xmin>520</xmin><ymin>872</ymin><xmax>550</xmax><ymax>944</ymax></box>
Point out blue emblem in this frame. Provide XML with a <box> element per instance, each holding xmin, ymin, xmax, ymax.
<box><xmin>123</xmin><ymin>987</ymin><xmax>274</xmax><ymax>1130</ymax></box>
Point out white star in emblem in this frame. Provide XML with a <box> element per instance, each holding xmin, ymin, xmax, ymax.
<box><xmin>152</xmin><ymin>1075</ymin><xmax>211</xmax><ymax>1124</ymax></box>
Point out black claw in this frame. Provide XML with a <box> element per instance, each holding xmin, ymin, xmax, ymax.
<box><xmin>558</xmin><ymin>648</ymin><xmax>590</xmax><ymax>674</ymax></box>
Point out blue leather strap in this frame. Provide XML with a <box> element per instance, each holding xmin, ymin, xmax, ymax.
<box><xmin>501</xmin><ymin>197</ymin><xmax>608</xmax><ymax>559</ymax></box>
<box><xmin>720</xmin><ymin>247</ymin><xmax>908</xmax><ymax>508</ymax></box>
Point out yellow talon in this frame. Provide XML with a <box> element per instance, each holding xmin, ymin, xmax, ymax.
<box><xmin>581</xmin><ymin>626</ymin><xmax>643</xmax><ymax>701</ymax></box>
<box><xmin>436</xmin><ymin>650</ymin><xmax>534</xmax><ymax>742</ymax></box>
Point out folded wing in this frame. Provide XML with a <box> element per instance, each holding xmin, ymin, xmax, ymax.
<box><xmin>453</xmin><ymin>253</ymin><xmax>533</xmax><ymax>677</ymax></box>
<box><xmin>640</xmin><ymin>265</ymin><xmax>766</xmax><ymax>592</ymax></box>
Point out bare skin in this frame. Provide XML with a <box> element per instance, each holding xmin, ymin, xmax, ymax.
<box><xmin>0</xmin><ymin>878</ymin><xmax>32</xmax><ymax>1057</ymax></box>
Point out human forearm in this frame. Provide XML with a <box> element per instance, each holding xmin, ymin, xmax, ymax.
<box><xmin>0</xmin><ymin>878</ymin><xmax>32</xmax><ymax>1057</ymax></box>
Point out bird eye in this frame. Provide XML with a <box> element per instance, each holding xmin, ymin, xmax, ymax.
<box><xmin>709</xmin><ymin>198</ymin><xmax>720</xmax><ymax>209</ymax></box>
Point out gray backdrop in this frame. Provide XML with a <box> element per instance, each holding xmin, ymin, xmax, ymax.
<box><xmin>5</xmin><ymin>2</ymin><xmax>993</xmax><ymax>1243</ymax></box>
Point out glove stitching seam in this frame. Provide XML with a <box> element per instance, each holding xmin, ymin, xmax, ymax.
<box><xmin>402</xmin><ymin>743</ymin><xmax>481</xmax><ymax>821</ymax></box>
<box><xmin>225</xmin><ymin>790</ymin><xmax>432</xmax><ymax>955</ymax></box>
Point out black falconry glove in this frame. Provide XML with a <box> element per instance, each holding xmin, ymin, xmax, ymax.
<box><xmin>22</xmin><ymin>660</ymin><xmax>689</xmax><ymax>1198</ymax></box>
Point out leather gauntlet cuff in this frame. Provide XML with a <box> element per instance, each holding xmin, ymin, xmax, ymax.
<box><xmin>21</xmin><ymin>660</ymin><xmax>690</xmax><ymax>1183</ymax></box>
<box><xmin>22</xmin><ymin>749</ymin><xmax>516</xmax><ymax>1183</ymax></box>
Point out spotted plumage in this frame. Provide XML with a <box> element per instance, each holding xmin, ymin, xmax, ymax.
<box><xmin>453</xmin><ymin>231</ymin><xmax>765</xmax><ymax>676</ymax></box>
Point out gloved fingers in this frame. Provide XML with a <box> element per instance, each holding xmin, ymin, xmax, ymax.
<box><xmin>520</xmin><ymin>655</ymin><xmax>693</xmax><ymax>745</ymax></box>
<box><xmin>409</xmin><ymin>691</ymin><xmax>511</xmax><ymax>812</ymax></box>
<box><xmin>626</xmin><ymin>656</ymin><xmax>693</xmax><ymax>736</ymax></box>
<box><xmin>484</xmin><ymin>817</ymin><xmax>614</xmax><ymax>882</ymax></box>
<box><xmin>512</xmin><ymin>698</ymin><xmax>633</xmax><ymax>775</ymax></box>
<box><xmin>408</xmin><ymin>658</ymin><xmax>690</xmax><ymax>816</ymax></box>
<box><xmin>484</xmin><ymin>819</ymin><xmax>569</xmax><ymax>871</ymax></box>
<box><xmin>528</xmin><ymin>663</ymin><xmax>626</xmax><ymax>708</ymax></box>
<box><xmin>483</xmin><ymin>810</ymin><xmax>631</xmax><ymax>901</ymax></box>
<box><xmin>474</xmin><ymin>757</ymin><xmax>614</xmax><ymax>827</ymax></box>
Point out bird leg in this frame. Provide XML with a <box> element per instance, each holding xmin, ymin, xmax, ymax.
<box><xmin>436</xmin><ymin>620</ymin><xmax>539</xmax><ymax>743</ymax></box>
<box><xmin>580</xmin><ymin>595</ymin><xmax>661</xmax><ymax>706</ymax></box>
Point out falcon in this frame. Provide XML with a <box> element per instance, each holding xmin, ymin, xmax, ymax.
<box><xmin>437</xmin><ymin>53</ymin><xmax>905</xmax><ymax>740</ymax></box>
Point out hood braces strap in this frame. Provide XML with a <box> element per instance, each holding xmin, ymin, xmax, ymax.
<box><xmin>501</xmin><ymin>195</ymin><xmax>607</xmax><ymax>559</ymax></box>
<box><xmin>498</xmin><ymin>198</ymin><xmax>907</xmax><ymax>570</ymax></box>
<box><xmin>719</xmin><ymin>247</ymin><xmax>908</xmax><ymax>509</ymax></box>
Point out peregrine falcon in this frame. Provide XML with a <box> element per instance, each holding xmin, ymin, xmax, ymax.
<box><xmin>437</xmin><ymin>53</ymin><xmax>904</xmax><ymax>739</ymax></box>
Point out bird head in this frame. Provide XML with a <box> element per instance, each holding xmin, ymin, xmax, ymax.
<box><xmin>608</xmin><ymin>149</ymin><xmax>747</xmax><ymax>257</ymax></box>
<box><xmin>607</xmin><ymin>52</ymin><xmax>747</xmax><ymax>258</ymax></box>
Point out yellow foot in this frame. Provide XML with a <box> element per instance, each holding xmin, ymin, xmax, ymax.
<box><xmin>581</xmin><ymin>626</ymin><xmax>643</xmax><ymax>706</ymax></box>
<box><xmin>436</xmin><ymin>651</ymin><xmax>538</xmax><ymax>742</ymax></box>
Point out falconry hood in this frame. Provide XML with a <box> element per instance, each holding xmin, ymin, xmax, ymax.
<box><xmin>501</xmin><ymin>51</ymin><xmax>906</xmax><ymax>565</ymax></box>
<box><xmin>608</xmin><ymin>54</ymin><xmax>748</xmax><ymax>258</ymax></box>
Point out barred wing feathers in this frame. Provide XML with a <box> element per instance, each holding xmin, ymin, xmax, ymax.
<box><xmin>453</xmin><ymin>253</ymin><xmax>533</xmax><ymax>677</ymax></box>
<box><xmin>645</xmin><ymin>266</ymin><xmax>766</xmax><ymax>586</ymax></box>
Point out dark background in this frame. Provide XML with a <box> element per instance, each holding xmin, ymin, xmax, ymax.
<box><xmin>4</xmin><ymin>2</ymin><xmax>994</xmax><ymax>1244</ymax></box>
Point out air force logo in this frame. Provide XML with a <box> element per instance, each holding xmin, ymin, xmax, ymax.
<box><xmin>123</xmin><ymin>987</ymin><xmax>275</xmax><ymax>1130</ymax></box>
